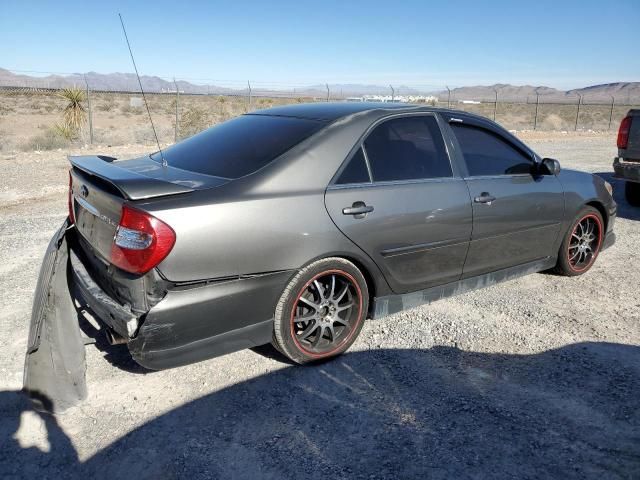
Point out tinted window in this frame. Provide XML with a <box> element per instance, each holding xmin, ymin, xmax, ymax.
<box><xmin>363</xmin><ymin>116</ymin><xmax>451</xmax><ymax>182</ymax></box>
<box><xmin>151</xmin><ymin>115</ymin><xmax>324</xmax><ymax>179</ymax></box>
<box><xmin>450</xmin><ymin>124</ymin><xmax>532</xmax><ymax>176</ymax></box>
<box><xmin>336</xmin><ymin>148</ymin><xmax>370</xmax><ymax>184</ymax></box>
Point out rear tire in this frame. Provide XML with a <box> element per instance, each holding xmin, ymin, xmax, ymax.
<box><xmin>553</xmin><ymin>206</ymin><xmax>604</xmax><ymax>276</ymax></box>
<box><xmin>625</xmin><ymin>181</ymin><xmax>640</xmax><ymax>207</ymax></box>
<box><xmin>272</xmin><ymin>258</ymin><xmax>368</xmax><ymax>364</ymax></box>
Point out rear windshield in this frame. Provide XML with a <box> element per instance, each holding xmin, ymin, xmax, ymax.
<box><xmin>151</xmin><ymin>114</ymin><xmax>325</xmax><ymax>179</ymax></box>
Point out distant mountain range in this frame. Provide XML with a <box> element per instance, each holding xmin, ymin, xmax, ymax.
<box><xmin>437</xmin><ymin>83</ymin><xmax>640</xmax><ymax>102</ymax></box>
<box><xmin>1</xmin><ymin>68</ymin><xmax>638</xmax><ymax>102</ymax></box>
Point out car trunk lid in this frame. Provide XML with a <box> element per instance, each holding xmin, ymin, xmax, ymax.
<box><xmin>69</xmin><ymin>155</ymin><xmax>228</xmax><ymax>264</ymax></box>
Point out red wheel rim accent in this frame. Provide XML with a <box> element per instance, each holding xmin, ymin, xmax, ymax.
<box><xmin>566</xmin><ymin>213</ymin><xmax>603</xmax><ymax>272</ymax></box>
<box><xmin>289</xmin><ymin>269</ymin><xmax>363</xmax><ymax>358</ymax></box>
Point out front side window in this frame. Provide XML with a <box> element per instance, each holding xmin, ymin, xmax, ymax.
<box><xmin>450</xmin><ymin>124</ymin><xmax>532</xmax><ymax>176</ymax></box>
<box><xmin>363</xmin><ymin>116</ymin><xmax>452</xmax><ymax>182</ymax></box>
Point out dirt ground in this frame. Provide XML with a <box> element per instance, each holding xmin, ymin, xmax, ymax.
<box><xmin>0</xmin><ymin>131</ymin><xmax>639</xmax><ymax>479</ymax></box>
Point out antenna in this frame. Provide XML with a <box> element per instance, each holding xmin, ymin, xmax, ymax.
<box><xmin>118</xmin><ymin>13</ymin><xmax>166</xmax><ymax>167</ymax></box>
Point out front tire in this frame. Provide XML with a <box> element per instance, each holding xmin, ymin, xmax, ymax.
<box><xmin>272</xmin><ymin>258</ymin><xmax>368</xmax><ymax>364</ymax></box>
<box><xmin>625</xmin><ymin>181</ymin><xmax>640</xmax><ymax>207</ymax></box>
<box><xmin>553</xmin><ymin>206</ymin><xmax>604</xmax><ymax>276</ymax></box>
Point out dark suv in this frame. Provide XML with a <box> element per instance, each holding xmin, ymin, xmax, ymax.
<box><xmin>613</xmin><ymin>109</ymin><xmax>640</xmax><ymax>206</ymax></box>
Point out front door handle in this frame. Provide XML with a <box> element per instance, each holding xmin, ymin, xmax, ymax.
<box><xmin>342</xmin><ymin>201</ymin><xmax>374</xmax><ymax>218</ymax></box>
<box><xmin>474</xmin><ymin>192</ymin><xmax>496</xmax><ymax>205</ymax></box>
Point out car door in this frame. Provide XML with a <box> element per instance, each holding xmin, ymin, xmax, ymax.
<box><xmin>325</xmin><ymin>113</ymin><xmax>473</xmax><ymax>294</ymax></box>
<box><xmin>443</xmin><ymin>115</ymin><xmax>564</xmax><ymax>278</ymax></box>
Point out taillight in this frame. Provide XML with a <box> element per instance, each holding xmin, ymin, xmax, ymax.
<box><xmin>110</xmin><ymin>205</ymin><xmax>176</xmax><ymax>275</ymax></box>
<box><xmin>68</xmin><ymin>170</ymin><xmax>75</xmax><ymax>224</ymax></box>
<box><xmin>617</xmin><ymin>115</ymin><xmax>632</xmax><ymax>149</ymax></box>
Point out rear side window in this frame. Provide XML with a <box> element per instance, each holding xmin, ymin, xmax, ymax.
<box><xmin>151</xmin><ymin>115</ymin><xmax>324</xmax><ymax>179</ymax></box>
<box><xmin>363</xmin><ymin>116</ymin><xmax>451</xmax><ymax>182</ymax></box>
<box><xmin>336</xmin><ymin>148</ymin><xmax>371</xmax><ymax>184</ymax></box>
<box><xmin>450</xmin><ymin>124</ymin><xmax>532</xmax><ymax>176</ymax></box>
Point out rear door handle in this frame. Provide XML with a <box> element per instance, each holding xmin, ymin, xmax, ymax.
<box><xmin>342</xmin><ymin>202</ymin><xmax>374</xmax><ymax>218</ymax></box>
<box><xmin>474</xmin><ymin>192</ymin><xmax>496</xmax><ymax>205</ymax></box>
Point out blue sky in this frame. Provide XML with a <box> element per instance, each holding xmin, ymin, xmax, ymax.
<box><xmin>1</xmin><ymin>0</ymin><xmax>638</xmax><ymax>89</ymax></box>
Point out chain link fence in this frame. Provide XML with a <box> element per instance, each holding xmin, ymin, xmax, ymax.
<box><xmin>1</xmin><ymin>69</ymin><xmax>638</xmax><ymax>151</ymax></box>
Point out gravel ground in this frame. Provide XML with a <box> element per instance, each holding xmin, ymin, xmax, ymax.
<box><xmin>0</xmin><ymin>132</ymin><xmax>639</xmax><ymax>479</ymax></box>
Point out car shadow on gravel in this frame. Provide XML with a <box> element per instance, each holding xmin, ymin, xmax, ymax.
<box><xmin>3</xmin><ymin>342</ymin><xmax>639</xmax><ymax>479</ymax></box>
<box><xmin>595</xmin><ymin>172</ymin><xmax>640</xmax><ymax>221</ymax></box>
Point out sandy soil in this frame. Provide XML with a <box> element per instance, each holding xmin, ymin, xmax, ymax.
<box><xmin>0</xmin><ymin>132</ymin><xmax>638</xmax><ymax>479</ymax></box>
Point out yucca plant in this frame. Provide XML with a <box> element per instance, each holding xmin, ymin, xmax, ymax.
<box><xmin>58</xmin><ymin>87</ymin><xmax>86</xmax><ymax>134</ymax></box>
<box><xmin>53</xmin><ymin>122</ymin><xmax>76</xmax><ymax>141</ymax></box>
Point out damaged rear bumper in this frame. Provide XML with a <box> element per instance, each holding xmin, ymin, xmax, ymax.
<box><xmin>67</xmin><ymin>229</ymin><xmax>293</xmax><ymax>370</ymax></box>
<box><xmin>23</xmin><ymin>221</ymin><xmax>87</xmax><ymax>412</ymax></box>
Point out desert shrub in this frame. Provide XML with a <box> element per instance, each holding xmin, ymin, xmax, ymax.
<box><xmin>58</xmin><ymin>87</ymin><xmax>86</xmax><ymax>132</ymax></box>
<box><xmin>165</xmin><ymin>99</ymin><xmax>177</xmax><ymax>115</ymax></box>
<box><xmin>97</xmin><ymin>97</ymin><xmax>117</xmax><ymax>112</ymax></box>
<box><xmin>53</xmin><ymin>122</ymin><xmax>77</xmax><ymax>140</ymax></box>
<box><xmin>178</xmin><ymin>106</ymin><xmax>211</xmax><ymax>139</ymax></box>
<box><xmin>0</xmin><ymin>103</ymin><xmax>14</xmax><ymax>115</ymax></box>
<box><xmin>22</xmin><ymin>126</ymin><xmax>70</xmax><ymax>151</ymax></box>
<box><xmin>120</xmin><ymin>104</ymin><xmax>143</xmax><ymax>115</ymax></box>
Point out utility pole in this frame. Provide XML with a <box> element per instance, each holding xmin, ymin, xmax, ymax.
<box><xmin>390</xmin><ymin>85</ymin><xmax>395</xmax><ymax>102</ymax></box>
<box><xmin>493</xmin><ymin>88</ymin><xmax>498</xmax><ymax>121</ymax></box>
<box><xmin>574</xmin><ymin>94</ymin><xmax>582</xmax><ymax>131</ymax></box>
<box><xmin>446</xmin><ymin>86</ymin><xmax>451</xmax><ymax>108</ymax></box>
<box><xmin>174</xmin><ymin>77</ymin><xmax>179</xmax><ymax>142</ymax></box>
<box><xmin>84</xmin><ymin>75</ymin><xmax>93</xmax><ymax>145</ymax></box>
<box><xmin>534</xmin><ymin>89</ymin><xmax>540</xmax><ymax>130</ymax></box>
<box><xmin>608</xmin><ymin>96</ymin><xmax>615</xmax><ymax>130</ymax></box>
<box><xmin>247</xmin><ymin>80</ymin><xmax>252</xmax><ymax>111</ymax></box>
<box><xmin>326</xmin><ymin>83</ymin><xmax>330</xmax><ymax>102</ymax></box>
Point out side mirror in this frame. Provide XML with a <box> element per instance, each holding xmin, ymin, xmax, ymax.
<box><xmin>540</xmin><ymin>158</ymin><xmax>561</xmax><ymax>176</ymax></box>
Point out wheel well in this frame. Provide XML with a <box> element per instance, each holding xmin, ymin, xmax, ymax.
<box><xmin>335</xmin><ymin>255</ymin><xmax>377</xmax><ymax>318</ymax></box>
<box><xmin>586</xmin><ymin>201</ymin><xmax>608</xmax><ymax>231</ymax></box>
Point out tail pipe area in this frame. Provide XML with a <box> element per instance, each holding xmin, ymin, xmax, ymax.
<box><xmin>105</xmin><ymin>328</ymin><xmax>127</xmax><ymax>345</ymax></box>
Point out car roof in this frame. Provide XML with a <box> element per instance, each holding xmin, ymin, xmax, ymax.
<box><xmin>248</xmin><ymin>102</ymin><xmax>429</xmax><ymax>122</ymax></box>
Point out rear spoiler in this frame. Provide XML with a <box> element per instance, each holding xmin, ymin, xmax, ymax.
<box><xmin>69</xmin><ymin>155</ymin><xmax>194</xmax><ymax>201</ymax></box>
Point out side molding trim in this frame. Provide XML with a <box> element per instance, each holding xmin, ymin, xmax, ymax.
<box><xmin>373</xmin><ymin>257</ymin><xmax>556</xmax><ymax>318</ymax></box>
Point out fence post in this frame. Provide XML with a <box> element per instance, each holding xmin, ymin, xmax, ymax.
<box><xmin>390</xmin><ymin>85</ymin><xmax>395</xmax><ymax>102</ymax></box>
<box><xmin>608</xmin><ymin>96</ymin><xmax>615</xmax><ymax>130</ymax></box>
<box><xmin>84</xmin><ymin>75</ymin><xmax>93</xmax><ymax>145</ymax></box>
<box><xmin>326</xmin><ymin>84</ymin><xmax>330</xmax><ymax>102</ymax></box>
<box><xmin>247</xmin><ymin>80</ymin><xmax>252</xmax><ymax>111</ymax></box>
<box><xmin>174</xmin><ymin>78</ymin><xmax>179</xmax><ymax>142</ymax></box>
<box><xmin>574</xmin><ymin>94</ymin><xmax>582</xmax><ymax>131</ymax></box>
<box><xmin>534</xmin><ymin>92</ymin><xmax>540</xmax><ymax>130</ymax></box>
<box><xmin>446</xmin><ymin>86</ymin><xmax>451</xmax><ymax>108</ymax></box>
<box><xmin>493</xmin><ymin>88</ymin><xmax>498</xmax><ymax>121</ymax></box>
